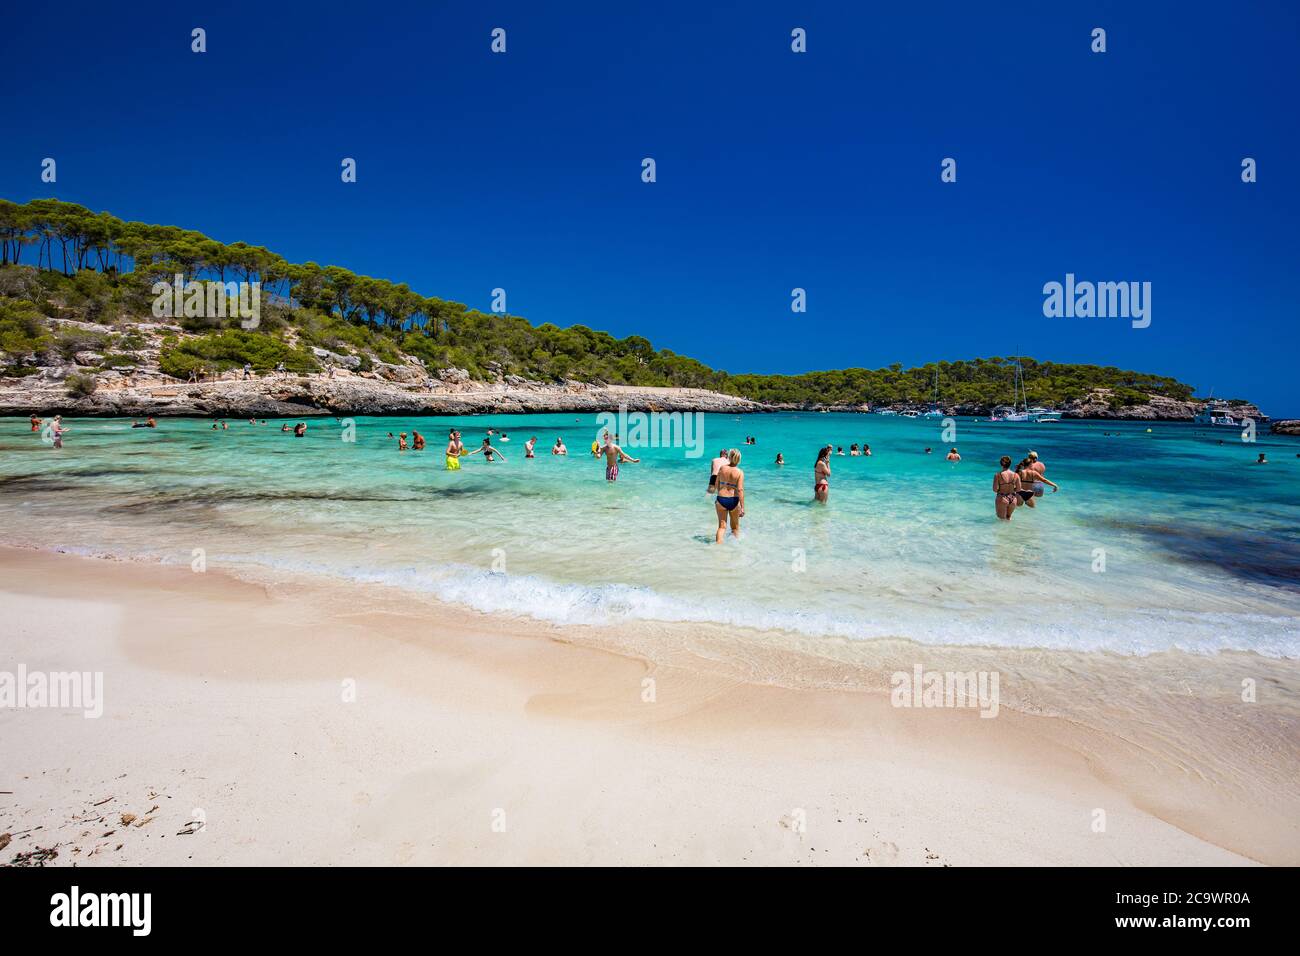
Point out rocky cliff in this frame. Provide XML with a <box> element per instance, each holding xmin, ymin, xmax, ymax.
<box><xmin>0</xmin><ymin>369</ymin><xmax>765</xmax><ymax>418</ymax></box>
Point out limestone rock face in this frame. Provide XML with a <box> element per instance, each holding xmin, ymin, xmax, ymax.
<box><xmin>309</xmin><ymin>347</ymin><xmax>361</xmax><ymax>369</ymax></box>
<box><xmin>1057</xmin><ymin>389</ymin><xmax>1267</xmax><ymax>421</ymax></box>
<box><xmin>0</xmin><ymin>372</ymin><xmax>767</xmax><ymax>418</ymax></box>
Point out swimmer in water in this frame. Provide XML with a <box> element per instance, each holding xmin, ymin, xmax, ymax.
<box><xmin>467</xmin><ymin>437</ymin><xmax>507</xmax><ymax>462</ymax></box>
<box><xmin>445</xmin><ymin>429</ymin><xmax>466</xmax><ymax>470</ymax></box>
<box><xmin>30</xmin><ymin>415</ymin><xmax>42</xmax><ymax>432</ymax></box>
<box><xmin>814</xmin><ymin>445</ymin><xmax>832</xmax><ymax>503</ymax></box>
<box><xmin>1256</xmin><ymin>452</ymin><xmax>1268</xmax><ymax>464</ymax></box>
<box><xmin>1016</xmin><ymin>457</ymin><xmax>1058</xmax><ymax>508</ymax></box>
<box><xmin>49</xmin><ymin>415</ymin><xmax>67</xmax><ymax>449</ymax></box>
<box><xmin>553</xmin><ymin>437</ymin><xmax>567</xmax><ymax>456</ymax></box>
<box><xmin>994</xmin><ymin>456</ymin><xmax>1021</xmax><ymax>520</ymax></box>
<box><xmin>398</xmin><ymin>432</ymin><xmax>409</xmax><ymax>451</ymax></box>
<box><xmin>1026</xmin><ymin>451</ymin><xmax>1053</xmax><ymax>500</ymax></box>
<box><xmin>946</xmin><ymin>447</ymin><xmax>961</xmax><ymax>461</ymax></box>
<box><xmin>412</xmin><ymin>431</ymin><xmax>426</xmax><ymax>450</ymax></box>
<box><xmin>708</xmin><ymin>448</ymin><xmax>728</xmax><ymax>494</ymax></box>
<box><xmin>775</xmin><ymin>452</ymin><xmax>784</xmax><ymax>465</ymax></box>
<box><xmin>713</xmin><ymin>448</ymin><xmax>745</xmax><ymax>543</ymax></box>
<box><xmin>601</xmin><ymin>433</ymin><xmax>639</xmax><ymax>481</ymax></box>
<box><xmin>293</xmin><ymin>422</ymin><xmax>306</xmax><ymax>437</ymax></box>
<box><xmin>524</xmin><ymin>436</ymin><xmax>536</xmax><ymax>458</ymax></box>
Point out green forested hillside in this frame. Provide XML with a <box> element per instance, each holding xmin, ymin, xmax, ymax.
<box><xmin>0</xmin><ymin>198</ymin><xmax>1196</xmax><ymax>407</ymax></box>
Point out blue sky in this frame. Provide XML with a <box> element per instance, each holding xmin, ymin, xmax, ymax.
<box><xmin>3</xmin><ymin>1</ymin><xmax>1297</xmax><ymax>413</ymax></box>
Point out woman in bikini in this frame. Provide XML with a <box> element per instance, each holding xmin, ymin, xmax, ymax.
<box><xmin>467</xmin><ymin>437</ymin><xmax>507</xmax><ymax>462</ymax></box>
<box><xmin>1015</xmin><ymin>458</ymin><xmax>1058</xmax><ymax>508</ymax></box>
<box><xmin>814</xmin><ymin>445</ymin><xmax>832</xmax><ymax>503</ymax></box>
<box><xmin>994</xmin><ymin>455</ymin><xmax>1021</xmax><ymax>520</ymax></box>
<box><xmin>714</xmin><ymin>448</ymin><xmax>745</xmax><ymax>543</ymax></box>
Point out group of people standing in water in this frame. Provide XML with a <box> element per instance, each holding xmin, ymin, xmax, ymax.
<box><xmin>993</xmin><ymin>451</ymin><xmax>1059</xmax><ymax>520</ymax></box>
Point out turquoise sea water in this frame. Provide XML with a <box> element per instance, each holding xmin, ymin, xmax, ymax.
<box><xmin>2</xmin><ymin>412</ymin><xmax>1298</xmax><ymax>657</ymax></box>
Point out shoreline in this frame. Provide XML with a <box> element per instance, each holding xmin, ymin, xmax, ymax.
<box><xmin>2</xmin><ymin>545</ymin><xmax>1295</xmax><ymax>865</ymax></box>
<box><xmin>1</xmin><ymin>376</ymin><xmax>1284</xmax><ymax>423</ymax></box>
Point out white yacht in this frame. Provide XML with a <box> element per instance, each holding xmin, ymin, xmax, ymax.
<box><xmin>989</xmin><ymin>405</ymin><xmax>1030</xmax><ymax>423</ymax></box>
<box><xmin>1194</xmin><ymin>403</ymin><xmax>1241</xmax><ymax>427</ymax></box>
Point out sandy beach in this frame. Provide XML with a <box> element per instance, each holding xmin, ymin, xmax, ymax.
<box><xmin>4</xmin><ymin>546</ymin><xmax>1289</xmax><ymax>866</ymax></box>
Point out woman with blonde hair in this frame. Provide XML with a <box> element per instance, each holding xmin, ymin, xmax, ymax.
<box><xmin>714</xmin><ymin>448</ymin><xmax>745</xmax><ymax>543</ymax></box>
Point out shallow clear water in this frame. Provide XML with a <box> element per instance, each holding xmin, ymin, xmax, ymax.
<box><xmin>3</xmin><ymin>412</ymin><xmax>1298</xmax><ymax>657</ymax></box>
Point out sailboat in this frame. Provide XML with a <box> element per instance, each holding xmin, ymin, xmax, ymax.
<box><xmin>989</xmin><ymin>358</ymin><xmax>1031</xmax><ymax>422</ymax></box>
<box><xmin>923</xmin><ymin>368</ymin><xmax>944</xmax><ymax>418</ymax></box>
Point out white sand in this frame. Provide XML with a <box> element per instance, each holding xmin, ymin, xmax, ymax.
<box><xmin>0</xmin><ymin>548</ymin><xmax>1264</xmax><ymax>865</ymax></box>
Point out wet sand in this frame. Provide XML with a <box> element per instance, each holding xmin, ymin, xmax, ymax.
<box><xmin>1</xmin><ymin>547</ymin><xmax>1292</xmax><ymax>865</ymax></box>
